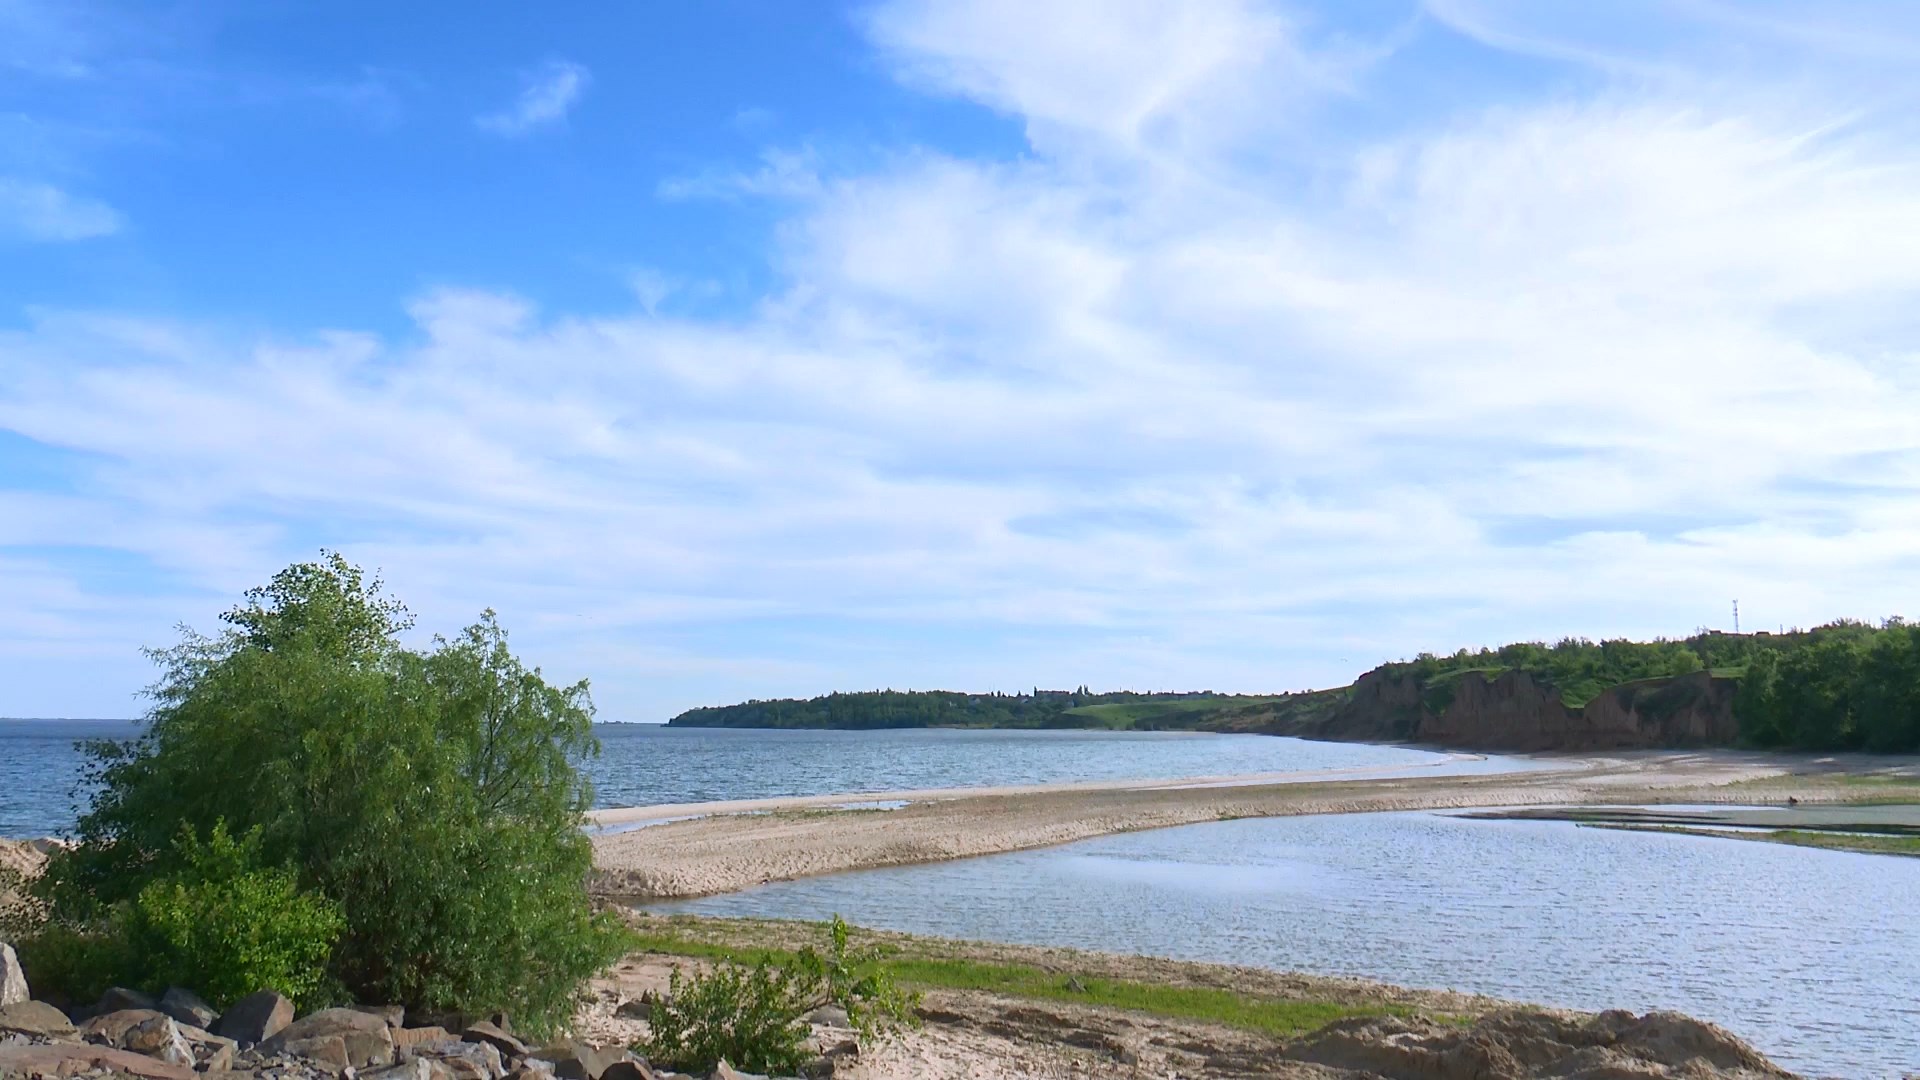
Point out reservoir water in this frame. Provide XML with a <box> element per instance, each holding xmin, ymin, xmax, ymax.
<box><xmin>650</xmin><ymin>810</ymin><xmax>1920</xmax><ymax>1078</ymax></box>
<box><xmin>0</xmin><ymin>720</ymin><xmax>1466</xmax><ymax>836</ymax></box>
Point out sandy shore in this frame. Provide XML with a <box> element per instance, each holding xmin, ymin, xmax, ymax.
<box><xmin>589</xmin><ymin>748</ymin><xmax>1920</xmax><ymax>898</ymax></box>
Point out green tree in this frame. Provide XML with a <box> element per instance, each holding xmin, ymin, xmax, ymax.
<box><xmin>33</xmin><ymin>553</ymin><xmax>626</xmax><ymax>1033</ymax></box>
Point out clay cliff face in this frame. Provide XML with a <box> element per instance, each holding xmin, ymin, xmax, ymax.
<box><xmin>1231</xmin><ymin>669</ymin><xmax>1740</xmax><ymax>752</ymax></box>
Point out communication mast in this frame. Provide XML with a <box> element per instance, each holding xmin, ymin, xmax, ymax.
<box><xmin>1733</xmin><ymin>600</ymin><xmax>1740</xmax><ymax>635</ymax></box>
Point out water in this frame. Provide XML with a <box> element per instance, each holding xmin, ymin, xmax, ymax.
<box><xmin>0</xmin><ymin>720</ymin><xmax>1468</xmax><ymax>836</ymax></box>
<box><xmin>649</xmin><ymin>811</ymin><xmax>1920</xmax><ymax>1078</ymax></box>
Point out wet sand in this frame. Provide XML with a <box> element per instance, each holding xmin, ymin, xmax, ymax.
<box><xmin>588</xmin><ymin>748</ymin><xmax>1920</xmax><ymax>898</ymax></box>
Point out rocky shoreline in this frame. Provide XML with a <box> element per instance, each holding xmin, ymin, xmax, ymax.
<box><xmin>0</xmin><ymin>949</ymin><xmax>800</xmax><ymax>1080</ymax></box>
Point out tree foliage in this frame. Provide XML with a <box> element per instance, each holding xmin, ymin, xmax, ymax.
<box><xmin>31</xmin><ymin>553</ymin><xmax>627</xmax><ymax>1033</ymax></box>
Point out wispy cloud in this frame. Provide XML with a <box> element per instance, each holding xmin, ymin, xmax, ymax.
<box><xmin>0</xmin><ymin>178</ymin><xmax>120</xmax><ymax>241</ymax></box>
<box><xmin>7</xmin><ymin>1</ymin><xmax>1920</xmax><ymax>718</ymax></box>
<box><xmin>475</xmin><ymin>59</ymin><xmax>589</xmax><ymax>136</ymax></box>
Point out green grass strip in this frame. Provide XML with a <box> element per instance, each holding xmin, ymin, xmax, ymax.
<box><xmin>628</xmin><ymin>932</ymin><xmax>1433</xmax><ymax>1037</ymax></box>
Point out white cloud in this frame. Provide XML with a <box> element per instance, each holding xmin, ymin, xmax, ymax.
<box><xmin>6</xmin><ymin>1</ymin><xmax>1920</xmax><ymax>718</ymax></box>
<box><xmin>0</xmin><ymin>178</ymin><xmax>120</xmax><ymax>241</ymax></box>
<box><xmin>475</xmin><ymin>59</ymin><xmax>589</xmax><ymax>136</ymax></box>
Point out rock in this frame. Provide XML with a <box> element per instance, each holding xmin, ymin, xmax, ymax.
<box><xmin>364</xmin><ymin>1059</ymin><xmax>439</xmax><ymax>1080</ymax></box>
<box><xmin>803</xmin><ymin>1005</ymin><xmax>848</xmax><ymax>1027</ymax></box>
<box><xmin>280</xmin><ymin>1032</ymin><xmax>352</xmax><ymax>1070</ymax></box>
<box><xmin>158</xmin><ymin>985</ymin><xmax>219</xmax><ymax>1029</ymax></box>
<box><xmin>263</xmin><ymin>1007</ymin><xmax>397</xmax><ymax>1069</ymax></box>
<box><xmin>0</xmin><ymin>943</ymin><xmax>27</xmax><ymax>1006</ymax></box>
<box><xmin>462</xmin><ymin>1019</ymin><xmax>529</xmax><ymax>1057</ymax></box>
<box><xmin>412</xmin><ymin>1036</ymin><xmax>505</xmax><ymax>1080</ymax></box>
<box><xmin>124</xmin><ymin>1013</ymin><xmax>196</xmax><ymax>1067</ymax></box>
<box><xmin>708</xmin><ymin>1061</ymin><xmax>767</xmax><ymax>1080</ymax></box>
<box><xmin>215</xmin><ymin>989</ymin><xmax>295</xmax><ymax>1044</ymax></box>
<box><xmin>539</xmin><ymin>1040</ymin><xmax>631</xmax><ymax>1080</ymax></box>
<box><xmin>98</xmin><ymin>985</ymin><xmax>160</xmax><ymax>1013</ymax></box>
<box><xmin>394</xmin><ymin>1024</ymin><xmax>455</xmax><ymax>1049</ymax></box>
<box><xmin>0</xmin><ymin>1038</ymin><xmax>198</xmax><ymax>1079</ymax></box>
<box><xmin>353</xmin><ymin>1003</ymin><xmax>408</xmax><ymax>1028</ymax></box>
<box><xmin>1278</xmin><ymin>1010</ymin><xmax>1794</xmax><ymax>1080</ymax></box>
<box><xmin>613</xmin><ymin>997</ymin><xmax>653</xmax><ymax>1020</ymax></box>
<box><xmin>0</xmin><ymin>999</ymin><xmax>78</xmax><ymax>1038</ymax></box>
<box><xmin>600</xmin><ymin>1060</ymin><xmax>659</xmax><ymax>1080</ymax></box>
<box><xmin>83</xmin><ymin>1007</ymin><xmax>172</xmax><ymax>1046</ymax></box>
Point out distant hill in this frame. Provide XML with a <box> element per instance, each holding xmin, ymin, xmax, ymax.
<box><xmin>665</xmin><ymin>688</ymin><xmax>1284</xmax><ymax>731</ymax></box>
<box><xmin>668</xmin><ymin>621</ymin><xmax>1920</xmax><ymax>753</ymax></box>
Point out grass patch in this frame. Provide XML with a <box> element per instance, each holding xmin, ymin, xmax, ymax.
<box><xmin>1590</xmin><ymin>824</ymin><xmax>1920</xmax><ymax>858</ymax></box>
<box><xmin>628</xmin><ymin>928</ymin><xmax>1435</xmax><ymax>1038</ymax></box>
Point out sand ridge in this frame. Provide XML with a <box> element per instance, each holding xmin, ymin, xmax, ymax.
<box><xmin>589</xmin><ymin>748</ymin><xmax>1919</xmax><ymax>898</ymax></box>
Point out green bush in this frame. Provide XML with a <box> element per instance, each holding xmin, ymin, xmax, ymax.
<box><xmin>121</xmin><ymin>823</ymin><xmax>344</xmax><ymax>1009</ymax></box>
<box><xmin>33</xmin><ymin>553</ymin><xmax>629</xmax><ymax>1035</ymax></box>
<box><xmin>643</xmin><ymin>916</ymin><xmax>919</xmax><ymax>1075</ymax></box>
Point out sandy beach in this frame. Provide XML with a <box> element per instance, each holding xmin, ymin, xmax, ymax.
<box><xmin>588</xmin><ymin>748</ymin><xmax>1920</xmax><ymax>898</ymax></box>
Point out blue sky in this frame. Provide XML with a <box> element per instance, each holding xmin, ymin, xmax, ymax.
<box><xmin>3</xmin><ymin>1</ymin><xmax>1919</xmax><ymax>720</ymax></box>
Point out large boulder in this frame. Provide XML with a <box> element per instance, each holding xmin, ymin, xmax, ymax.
<box><xmin>82</xmin><ymin>1007</ymin><xmax>173</xmax><ymax>1046</ymax></box>
<box><xmin>0</xmin><ymin>999</ymin><xmax>78</xmax><ymax>1038</ymax></box>
<box><xmin>262</xmin><ymin>1006</ymin><xmax>398</xmax><ymax>1069</ymax></box>
<box><xmin>537</xmin><ymin>1039</ymin><xmax>633</xmax><ymax>1080</ymax></box>
<box><xmin>412</xmin><ymin>1036</ymin><xmax>506</xmax><ymax>1080</ymax></box>
<box><xmin>121</xmin><ymin>1013</ymin><xmax>196</xmax><ymax>1067</ymax></box>
<box><xmin>0</xmin><ymin>942</ymin><xmax>26</xmax><ymax>1006</ymax></box>
<box><xmin>214</xmin><ymin>988</ymin><xmax>294</xmax><ymax>1043</ymax></box>
<box><xmin>157</xmin><ymin>985</ymin><xmax>217</xmax><ymax>1029</ymax></box>
<box><xmin>464</xmin><ymin>1018</ymin><xmax>530</xmax><ymax>1058</ymax></box>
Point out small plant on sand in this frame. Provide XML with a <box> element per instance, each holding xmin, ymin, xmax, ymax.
<box><xmin>642</xmin><ymin>915</ymin><xmax>920</xmax><ymax>1074</ymax></box>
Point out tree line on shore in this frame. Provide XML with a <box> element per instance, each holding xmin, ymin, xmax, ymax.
<box><xmin>673</xmin><ymin>621</ymin><xmax>1920</xmax><ymax>753</ymax></box>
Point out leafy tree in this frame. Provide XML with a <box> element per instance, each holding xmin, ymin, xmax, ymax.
<box><xmin>31</xmin><ymin>553</ymin><xmax>627</xmax><ymax>1033</ymax></box>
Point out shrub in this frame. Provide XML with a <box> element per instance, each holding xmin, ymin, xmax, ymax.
<box><xmin>643</xmin><ymin>916</ymin><xmax>919</xmax><ymax>1074</ymax></box>
<box><xmin>33</xmin><ymin>553</ymin><xmax>629</xmax><ymax>1035</ymax></box>
<box><xmin>121</xmin><ymin>823</ymin><xmax>344</xmax><ymax>1009</ymax></box>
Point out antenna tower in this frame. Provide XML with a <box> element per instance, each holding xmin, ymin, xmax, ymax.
<box><xmin>1733</xmin><ymin>600</ymin><xmax>1740</xmax><ymax>635</ymax></box>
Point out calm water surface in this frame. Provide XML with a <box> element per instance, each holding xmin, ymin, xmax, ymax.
<box><xmin>0</xmin><ymin>720</ymin><xmax>1473</xmax><ymax>836</ymax></box>
<box><xmin>650</xmin><ymin>811</ymin><xmax>1920</xmax><ymax>1078</ymax></box>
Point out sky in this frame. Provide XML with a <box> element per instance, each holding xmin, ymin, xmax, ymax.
<box><xmin>2</xmin><ymin>1</ymin><xmax>1918</xmax><ymax>721</ymax></box>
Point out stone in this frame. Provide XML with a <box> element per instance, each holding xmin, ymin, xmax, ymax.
<box><xmin>364</xmin><ymin>1060</ymin><xmax>438</xmax><ymax>1080</ymax></box>
<box><xmin>280</xmin><ymin>1032</ymin><xmax>352</xmax><ymax>1070</ymax></box>
<box><xmin>0</xmin><ymin>999</ymin><xmax>78</xmax><ymax>1038</ymax></box>
<box><xmin>124</xmin><ymin>1014</ymin><xmax>196</xmax><ymax>1067</ymax></box>
<box><xmin>413</xmin><ymin>1037</ymin><xmax>505</xmax><ymax>1080</ymax></box>
<box><xmin>708</xmin><ymin>1062</ymin><xmax>767</xmax><ymax>1080</ymax></box>
<box><xmin>393</xmin><ymin>1024</ymin><xmax>455</xmax><ymax>1049</ymax></box>
<box><xmin>538</xmin><ymin>1040</ymin><xmax>630</xmax><ymax>1080</ymax></box>
<box><xmin>0</xmin><ymin>1038</ymin><xmax>198</xmax><ymax>1080</ymax></box>
<box><xmin>0</xmin><ymin>943</ymin><xmax>27</xmax><ymax>1006</ymax></box>
<box><xmin>83</xmin><ymin>1007</ymin><xmax>173</xmax><ymax>1046</ymax></box>
<box><xmin>158</xmin><ymin>986</ymin><xmax>219</xmax><ymax>1029</ymax></box>
<box><xmin>462</xmin><ymin>1019</ymin><xmax>528</xmax><ymax>1058</ymax></box>
<box><xmin>98</xmin><ymin>985</ymin><xmax>160</xmax><ymax>1013</ymax></box>
<box><xmin>803</xmin><ymin>1005</ymin><xmax>848</xmax><ymax>1027</ymax></box>
<box><xmin>599</xmin><ymin>1060</ymin><xmax>659</xmax><ymax>1080</ymax></box>
<box><xmin>353</xmin><ymin>1003</ymin><xmax>408</xmax><ymax>1028</ymax></box>
<box><xmin>508</xmin><ymin>1059</ymin><xmax>558</xmax><ymax>1080</ymax></box>
<box><xmin>263</xmin><ymin>1007</ymin><xmax>396</xmax><ymax>1069</ymax></box>
<box><xmin>215</xmin><ymin>990</ymin><xmax>295</xmax><ymax>1044</ymax></box>
<box><xmin>612</xmin><ymin>997</ymin><xmax>652</xmax><ymax>1020</ymax></box>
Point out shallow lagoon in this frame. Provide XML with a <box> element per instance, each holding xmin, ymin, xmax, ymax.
<box><xmin>651</xmin><ymin>809</ymin><xmax>1920</xmax><ymax>1078</ymax></box>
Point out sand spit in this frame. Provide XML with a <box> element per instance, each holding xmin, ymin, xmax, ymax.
<box><xmin>589</xmin><ymin>749</ymin><xmax>1920</xmax><ymax>898</ymax></box>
